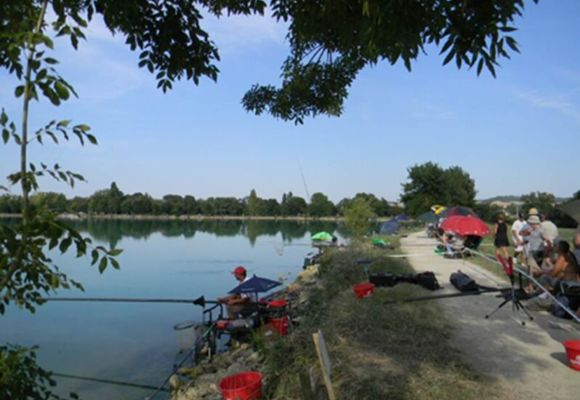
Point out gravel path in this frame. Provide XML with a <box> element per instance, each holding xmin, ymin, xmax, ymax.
<box><xmin>401</xmin><ymin>231</ymin><xmax>580</xmax><ymax>400</ymax></box>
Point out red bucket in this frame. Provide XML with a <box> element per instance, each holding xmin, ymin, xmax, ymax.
<box><xmin>268</xmin><ymin>299</ymin><xmax>287</xmax><ymax>308</ymax></box>
<box><xmin>219</xmin><ymin>371</ymin><xmax>263</xmax><ymax>400</ymax></box>
<box><xmin>353</xmin><ymin>282</ymin><xmax>375</xmax><ymax>299</ymax></box>
<box><xmin>269</xmin><ymin>315</ymin><xmax>289</xmax><ymax>336</ymax></box>
<box><xmin>563</xmin><ymin>340</ymin><xmax>580</xmax><ymax>371</ymax></box>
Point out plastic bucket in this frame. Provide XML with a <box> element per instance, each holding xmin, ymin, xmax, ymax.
<box><xmin>563</xmin><ymin>340</ymin><xmax>580</xmax><ymax>371</ymax></box>
<box><xmin>219</xmin><ymin>371</ymin><xmax>263</xmax><ymax>400</ymax></box>
<box><xmin>353</xmin><ymin>282</ymin><xmax>375</xmax><ymax>299</ymax></box>
<box><xmin>269</xmin><ymin>316</ymin><xmax>289</xmax><ymax>336</ymax></box>
<box><xmin>268</xmin><ymin>299</ymin><xmax>288</xmax><ymax>308</ymax></box>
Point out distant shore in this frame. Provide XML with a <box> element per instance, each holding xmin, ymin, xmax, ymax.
<box><xmin>0</xmin><ymin>213</ymin><xmax>368</xmax><ymax>222</ymax></box>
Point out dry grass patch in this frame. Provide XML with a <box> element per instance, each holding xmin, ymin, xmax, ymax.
<box><xmin>261</xmin><ymin>244</ymin><xmax>501</xmax><ymax>400</ymax></box>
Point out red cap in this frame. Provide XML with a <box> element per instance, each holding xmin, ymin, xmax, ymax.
<box><xmin>232</xmin><ymin>266</ymin><xmax>246</xmax><ymax>276</ymax></box>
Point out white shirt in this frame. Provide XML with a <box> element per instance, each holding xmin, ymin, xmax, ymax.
<box><xmin>240</xmin><ymin>276</ymin><xmax>258</xmax><ymax>303</ymax></box>
<box><xmin>511</xmin><ymin>219</ymin><xmax>525</xmax><ymax>251</ymax></box>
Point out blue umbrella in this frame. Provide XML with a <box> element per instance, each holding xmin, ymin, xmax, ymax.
<box><xmin>379</xmin><ymin>219</ymin><xmax>399</xmax><ymax>234</ymax></box>
<box><xmin>228</xmin><ymin>275</ymin><xmax>281</xmax><ymax>294</ymax></box>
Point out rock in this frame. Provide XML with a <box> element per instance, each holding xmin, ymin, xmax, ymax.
<box><xmin>176</xmin><ymin>382</ymin><xmax>218</xmax><ymax>400</ymax></box>
<box><xmin>169</xmin><ymin>374</ymin><xmax>182</xmax><ymax>390</ymax></box>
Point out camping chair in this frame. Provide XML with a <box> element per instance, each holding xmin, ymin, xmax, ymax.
<box><xmin>559</xmin><ymin>281</ymin><xmax>580</xmax><ymax>315</ymax></box>
<box><xmin>443</xmin><ymin>235</ymin><xmax>482</xmax><ymax>259</ymax></box>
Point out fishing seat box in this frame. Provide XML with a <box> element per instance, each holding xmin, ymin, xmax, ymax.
<box><xmin>369</xmin><ymin>273</ymin><xmax>399</xmax><ymax>287</ymax></box>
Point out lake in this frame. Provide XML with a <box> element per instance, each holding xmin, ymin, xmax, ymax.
<box><xmin>0</xmin><ymin>219</ymin><xmax>343</xmax><ymax>400</ymax></box>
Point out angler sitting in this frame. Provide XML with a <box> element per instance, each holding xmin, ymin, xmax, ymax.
<box><xmin>217</xmin><ymin>266</ymin><xmax>257</xmax><ymax>319</ymax></box>
<box><xmin>534</xmin><ymin>240</ymin><xmax>579</xmax><ymax>292</ymax></box>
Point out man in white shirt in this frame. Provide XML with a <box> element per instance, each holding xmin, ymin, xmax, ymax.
<box><xmin>540</xmin><ymin>213</ymin><xmax>559</xmax><ymax>247</ymax></box>
<box><xmin>218</xmin><ymin>266</ymin><xmax>257</xmax><ymax>319</ymax></box>
<box><xmin>511</xmin><ymin>212</ymin><xmax>526</xmax><ymax>263</ymax></box>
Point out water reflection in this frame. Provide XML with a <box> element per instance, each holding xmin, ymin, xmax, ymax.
<box><xmin>0</xmin><ymin>219</ymin><xmax>344</xmax><ymax>400</ymax></box>
<box><xmin>60</xmin><ymin>218</ymin><xmax>346</xmax><ymax>248</ymax></box>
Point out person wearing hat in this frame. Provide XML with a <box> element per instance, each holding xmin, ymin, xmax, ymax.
<box><xmin>521</xmin><ymin>215</ymin><xmax>545</xmax><ymax>275</ymax></box>
<box><xmin>217</xmin><ymin>266</ymin><xmax>257</xmax><ymax>319</ymax></box>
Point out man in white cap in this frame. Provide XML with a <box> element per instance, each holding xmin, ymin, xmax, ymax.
<box><xmin>521</xmin><ymin>215</ymin><xmax>545</xmax><ymax>274</ymax></box>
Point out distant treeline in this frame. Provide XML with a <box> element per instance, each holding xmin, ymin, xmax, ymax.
<box><xmin>0</xmin><ymin>182</ymin><xmax>402</xmax><ymax>218</ymax></box>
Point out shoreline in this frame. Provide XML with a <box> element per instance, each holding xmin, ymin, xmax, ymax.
<box><xmin>0</xmin><ymin>213</ymin><xmax>391</xmax><ymax>222</ymax></box>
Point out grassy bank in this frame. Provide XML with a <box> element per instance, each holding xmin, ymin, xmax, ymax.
<box><xmin>260</xmin><ymin>240</ymin><xmax>499</xmax><ymax>399</ymax></box>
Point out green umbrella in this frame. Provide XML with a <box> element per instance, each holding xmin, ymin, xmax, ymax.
<box><xmin>311</xmin><ymin>231</ymin><xmax>333</xmax><ymax>241</ymax></box>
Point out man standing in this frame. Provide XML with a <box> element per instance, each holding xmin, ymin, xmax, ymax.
<box><xmin>540</xmin><ymin>213</ymin><xmax>559</xmax><ymax>247</ymax></box>
<box><xmin>511</xmin><ymin>212</ymin><xmax>526</xmax><ymax>264</ymax></box>
<box><xmin>218</xmin><ymin>266</ymin><xmax>257</xmax><ymax>319</ymax></box>
<box><xmin>522</xmin><ymin>215</ymin><xmax>545</xmax><ymax>274</ymax></box>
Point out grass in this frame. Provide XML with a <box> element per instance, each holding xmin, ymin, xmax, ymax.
<box><xmin>260</xmin><ymin>239</ymin><xmax>499</xmax><ymax>400</ymax></box>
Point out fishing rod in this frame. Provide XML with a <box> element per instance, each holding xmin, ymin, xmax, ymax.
<box><xmin>44</xmin><ymin>296</ymin><xmax>218</xmax><ymax>306</ymax></box>
<box><xmin>383</xmin><ymin>287</ymin><xmax>501</xmax><ymax>305</ymax></box>
<box><xmin>52</xmin><ymin>372</ymin><xmax>170</xmax><ymax>393</ymax></box>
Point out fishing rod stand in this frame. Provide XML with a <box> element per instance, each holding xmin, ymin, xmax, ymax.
<box><xmin>485</xmin><ymin>256</ymin><xmax>534</xmax><ymax>326</ymax></box>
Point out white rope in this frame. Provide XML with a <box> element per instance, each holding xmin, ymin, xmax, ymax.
<box><xmin>465</xmin><ymin>248</ymin><xmax>580</xmax><ymax>323</ymax></box>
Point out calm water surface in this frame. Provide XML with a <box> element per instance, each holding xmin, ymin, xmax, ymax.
<box><xmin>0</xmin><ymin>219</ymin><xmax>343</xmax><ymax>400</ymax></box>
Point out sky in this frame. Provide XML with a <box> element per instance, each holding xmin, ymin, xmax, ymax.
<box><xmin>1</xmin><ymin>1</ymin><xmax>579</xmax><ymax>203</ymax></box>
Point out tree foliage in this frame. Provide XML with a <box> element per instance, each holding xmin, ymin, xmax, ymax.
<box><xmin>309</xmin><ymin>192</ymin><xmax>336</xmax><ymax>217</ymax></box>
<box><xmin>1</xmin><ymin>1</ymin><xmax>537</xmax><ymax>125</ymax></box>
<box><xmin>0</xmin><ymin>345</ymin><xmax>75</xmax><ymax>400</ymax></box>
<box><xmin>521</xmin><ymin>191</ymin><xmax>556</xmax><ymax>216</ymax></box>
<box><xmin>242</xmin><ymin>0</ymin><xmax>537</xmax><ymax>123</ymax></box>
<box><xmin>337</xmin><ymin>193</ymin><xmax>391</xmax><ymax>217</ymax></box>
<box><xmin>343</xmin><ymin>197</ymin><xmax>375</xmax><ymax>238</ymax></box>
<box><xmin>401</xmin><ymin>162</ymin><xmax>476</xmax><ymax>216</ymax></box>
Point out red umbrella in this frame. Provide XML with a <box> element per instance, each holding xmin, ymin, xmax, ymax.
<box><xmin>440</xmin><ymin>215</ymin><xmax>490</xmax><ymax>237</ymax></box>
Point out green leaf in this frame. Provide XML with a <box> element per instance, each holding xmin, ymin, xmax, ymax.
<box><xmin>44</xmin><ymin>57</ymin><xmax>59</xmax><ymax>65</ymax></box>
<box><xmin>98</xmin><ymin>257</ymin><xmax>108</xmax><ymax>273</ymax></box>
<box><xmin>110</xmin><ymin>258</ymin><xmax>120</xmax><ymax>270</ymax></box>
<box><xmin>476</xmin><ymin>58</ymin><xmax>484</xmax><ymax>76</ymax></box>
<box><xmin>91</xmin><ymin>249</ymin><xmax>99</xmax><ymax>265</ymax></box>
<box><xmin>442</xmin><ymin>48</ymin><xmax>456</xmax><ymax>66</ymax></box>
<box><xmin>108</xmin><ymin>248</ymin><xmax>123</xmax><ymax>256</ymax></box>
<box><xmin>0</xmin><ymin>110</ymin><xmax>7</xmax><ymax>125</ymax></box>
<box><xmin>59</xmin><ymin>237</ymin><xmax>72</xmax><ymax>253</ymax></box>
<box><xmin>86</xmin><ymin>134</ymin><xmax>98</xmax><ymax>145</ymax></box>
<box><xmin>54</xmin><ymin>81</ymin><xmax>70</xmax><ymax>100</ymax></box>
<box><xmin>2</xmin><ymin>129</ymin><xmax>8</xmax><ymax>144</ymax></box>
<box><xmin>15</xmin><ymin>86</ymin><xmax>25</xmax><ymax>98</ymax></box>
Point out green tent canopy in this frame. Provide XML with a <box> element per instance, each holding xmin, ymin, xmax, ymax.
<box><xmin>311</xmin><ymin>231</ymin><xmax>333</xmax><ymax>241</ymax></box>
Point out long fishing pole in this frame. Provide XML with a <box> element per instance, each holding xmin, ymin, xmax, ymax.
<box><xmin>297</xmin><ymin>158</ymin><xmax>310</xmax><ymax>202</ymax></box>
<box><xmin>52</xmin><ymin>372</ymin><xmax>170</xmax><ymax>393</ymax></box>
<box><xmin>383</xmin><ymin>287</ymin><xmax>501</xmax><ymax>305</ymax></box>
<box><xmin>44</xmin><ymin>296</ymin><xmax>218</xmax><ymax>305</ymax></box>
